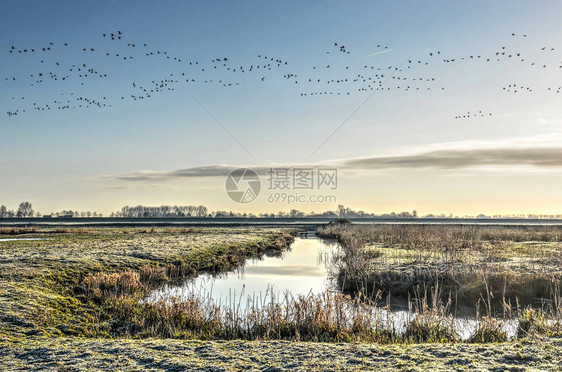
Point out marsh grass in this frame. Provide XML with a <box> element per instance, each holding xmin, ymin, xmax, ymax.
<box><xmin>101</xmin><ymin>288</ymin><xmax>407</xmax><ymax>342</ymax></box>
<box><xmin>83</xmin><ymin>270</ymin><xmax>145</xmax><ymax>298</ymax></box>
<box><xmin>516</xmin><ymin>282</ymin><xmax>562</xmax><ymax>338</ymax></box>
<box><xmin>319</xmin><ymin>224</ymin><xmax>562</xmax><ymax>307</ymax></box>
<box><xmin>402</xmin><ymin>283</ymin><xmax>459</xmax><ymax>342</ymax></box>
<box><xmin>89</xmin><ymin>281</ymin><xmax>520</xmax><ymax>343</ymax></box>
<box><xmin>468</xmin><ymin>284</ymin><xmax>510</xmax><ymax>342</ymax></box>
<box><xmin>3</xmin><ymin>225</ymin><xmax>562</xmax><ymax>344</ymax></box>
<box><xmin>468</xmin><ymin>316</ymin><xmax>508</xmax><ymax>342</ymax></box>
<box><xmin>312</xmin><ymin>223</ymin><xmax>562</xmax><ymax>341</ymax></box>
<box><xmin>0</xmin><ymin>227</ymin><xmax>38</xmax><ymax>235</ymax></box>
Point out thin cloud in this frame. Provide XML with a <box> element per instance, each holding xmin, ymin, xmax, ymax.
<box><xmin>103</xmin><ymin>144</ymin><xmax>562</xmax><ymax>182</ymax></box>
<box><xmin>363</xmin><ymin>49</ymin><xmax>392</xmax><ymax>57</ymax></box>
<box><xmin>108</xmin><ymin>165</ymin><xmax>239</xmax><ymax>181</ymax></box>
<box><xmin>340</xmin><ymin>147</ymin><xmax>562</xmax><ymax>170</ymax></box>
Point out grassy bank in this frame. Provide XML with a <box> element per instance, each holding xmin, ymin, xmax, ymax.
<box><xmin>0</xmin><ymin>227</ymin><xmax>294</xmax><ymax>340</ymax></box>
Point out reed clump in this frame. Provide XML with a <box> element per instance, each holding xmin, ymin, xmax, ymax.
<box><xmin>516</xmin><ymin>284</ymin><xmax>562</xmax><ymax>338</ymax></box>
<box><xmin>468</xmin><ymin>317</ymin><xmax>508</xmax><ymax>343</ymax></box>
<box><xmin>99</xmin><ymin>290</ymin><xmax>404</xmax><ymax>342</ymax></box>
<box><xmin>139</xmin><ymin>265</ymin><xmax>169</xmax><ymax>285</ymax></box>
<box><xmin>405</xmin><ymin>313</ymin><xmax>458</xmax><ymax>343</ymax></box>
<box><xmin>139</xmin><ymin>227</ymin><xmax>204</xmax><ymax>234</ymax></box>
<box><xmin>83</xmin><ymin>270</ymin><xmax>145</xmax><ymax>298</ymax></box>
<box><xmin>517</xmin><ymin>309</ymin><xmax>550</xmax><ymax>338</ymax></box>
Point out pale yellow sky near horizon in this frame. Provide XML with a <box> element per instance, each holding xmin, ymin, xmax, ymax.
<box><xmin>4</xmin><ymin>133</ymin><xmax>560</xmax><ymax>217</ymax></box>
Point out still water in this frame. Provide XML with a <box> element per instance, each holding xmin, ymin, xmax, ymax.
<box><xmin>147</xmin><ymin>237</ymin><xmax>517</xmax><ymax>339</ymax></box>
<box><xmin>148</xmin><ymin>238</ymin><xmax>338</xmax><ymax>306</ymax></box>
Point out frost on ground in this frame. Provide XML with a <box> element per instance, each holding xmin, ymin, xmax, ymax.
<box><xmin>1</xmin><ymin>337</ymin><xmax>562</xmax><ymax>371</ymax></box>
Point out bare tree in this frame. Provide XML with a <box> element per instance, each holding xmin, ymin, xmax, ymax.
<box><xmin>0</xmin><ymin>205</ymin><xmax>7</xmax><ymax>218</ymax></box>
<box><xmin>16</xmin><ymin>202</ymin><xmax>34</xmax><ymax>218</ymax></box>
<box><xmin>195</xmin><ymin>205</ymin><xmax>208</xmax><ymax>217</ymax></box>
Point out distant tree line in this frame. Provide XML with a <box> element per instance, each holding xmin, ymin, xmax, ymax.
<box><xmin>52</xmin><ymin>210</ymin><xmax>104</xmax><ymax>217</ymax></box>
<box><xmin>0</xmin><ymin>202</ymin><xmax>34</xmax><ymax>218</ymax></box>
<box><xmin>0</xmin><ymin>202</ymin><xmax>104</xmax><ymax>218</ymax></box>
<box><xmin>0</xmin><ymin>202</ymin><xmax>422</xmax><ymax>219</ymax></box>
<box><xmin>113</xmin><ymin>205</ymin><xmax>208</xmax><ymax>218</ymax></box>
<box><xmin>2</xmin><ymin>202</ymin><xmax>558</xmax><ymax>220</ymax></box>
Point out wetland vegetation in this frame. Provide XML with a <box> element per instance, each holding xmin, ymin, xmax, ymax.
<box><xmin>319</xmin><ymin>224</ymin><xmax>562</xmax><ymax>339</ymax></box>
<box><xmin>1</xmin><ymin>224</ymin><xmax>562</xmax><ymax>370</ymax></box>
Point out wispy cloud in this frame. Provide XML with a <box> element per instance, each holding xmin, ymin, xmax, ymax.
<box><xmin>340</xmin><ymin>146</ymin><xmax>562</xmax><ymax>170</ymax></box>
<box><xmin>103</xmin><ymin>164</ymin><xmax>317</xmax><ymax>182</ymax></box>
<box><xmin>102</xmin><ymin>135</ymin><xmax>562</xmax><ymax>182</ymax></box>
<box><xmin>110</xmin><ymin>165</ymin><xmax>240</xmax><ymax>181</ymax></box>
<box><xmin>363</xmin><ymin>49</ymin><xmax>392</xmax><ymax>57</ymax></box>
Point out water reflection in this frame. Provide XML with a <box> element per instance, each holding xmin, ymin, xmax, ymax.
<box><xmin>146</xmin><ymin>237</ymin><xmax>520</xmax><ymax>340</ymax></box>
<box><xmin>148</xmin><ymin>238</ymin><xmax>339</xmax><ymax>306</ymax></box>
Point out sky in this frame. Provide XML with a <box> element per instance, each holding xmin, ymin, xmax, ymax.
<box><xmin>1</xmin><ymin>0</ymin><xmax>562</xmax><ymax>216</ymax></box>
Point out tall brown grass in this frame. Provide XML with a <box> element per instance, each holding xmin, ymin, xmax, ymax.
<box><xmin>319</xmin><ymin>224</ymin><xmax>562</xmax><ymax>307</ymax></box>
<box><xmin>93</xmin><ymin>282</ymin><xmax>562</xmax><ymax>342</ymax></box>
<box><xmin>82</xmin><ymin>268</ymin><xmax>562</xmax><ymax>342</ymax></box>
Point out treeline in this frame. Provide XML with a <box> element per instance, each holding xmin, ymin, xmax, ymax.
<box><xmin>111</xmin><ymin>205</ymin><xmax>391</xmax><ymax>218</ymax></box>
<box><xmin>0</xmin><ymin>202</ymin><xmax>104</xmax><ymax>218</ymax></box>
<box><xmin>0</xmin><ymin>202</ymin><xmax>34</xmax><ymax>218</ymax></box>
<box><xmin>0</xmin><ymin>203</ymin><xmax>419</xmax><ymax>219</ymax></box>
<box><xmin>113</xmin><ymin>205</ymin><xmax>208</xmax><ymax>218</ymax></box>
<box><xmin>56</xmin><ymin>210</ymin><xmax>103</xmax><ymax>217</ymax></box>
<box><xmin>5</xmin><ymin>202</ymin><xmax>553</xmax><ymax>219</ymax></box>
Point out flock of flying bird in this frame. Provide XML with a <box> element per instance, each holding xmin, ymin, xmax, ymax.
<box><xmin>3</xmin><ymin>31</ymin><xmax>561</xmax><ymax>118</ymax></box>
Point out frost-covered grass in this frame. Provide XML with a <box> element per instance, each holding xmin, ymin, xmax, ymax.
<box><xmin>0</xmin><ymin>227</ymin><xmax>294</xmax><ymax>339</ymax></box>
<box><xmin>2</xmin><ymin>336</ymin><xmax>562</xmax><ymax>371</ymax></box>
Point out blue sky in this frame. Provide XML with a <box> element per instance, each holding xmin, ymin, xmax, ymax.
<box><xmin>1</xmin><ymin>1</ymin><xmax>562</xmax><ymax>215</ymax></box>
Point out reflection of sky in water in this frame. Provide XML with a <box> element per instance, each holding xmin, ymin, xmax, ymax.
<box><xmin>149</xmin><ymin>238</ymin><xmax>338</xmax><ymax>306</ymax></box>
<box><xmin>147</xmin><ymin>238</ymin><xmax>520</xmax><ymax>340</ymax></box>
